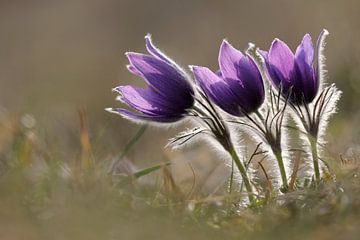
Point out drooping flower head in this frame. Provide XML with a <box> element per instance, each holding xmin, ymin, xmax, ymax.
<box><xmin>191</xmin><ymin>40</ymin><xmax>265</xmax><ymax>116</ymax></box>
<box><xmin>259</xmin><ymin>30</ymin><xmax>329</xmax><ymax>104</ymax></box>
<box><xmin>107</xmin><ymin>35</ymin><xmax>194</xmax><ymax>123</ymax></box>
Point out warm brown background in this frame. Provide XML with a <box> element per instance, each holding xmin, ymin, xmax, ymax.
<box><xmin>0</xmin><ymin>0</ymin><xmax>359</xmax><ymax>164</ymax></box>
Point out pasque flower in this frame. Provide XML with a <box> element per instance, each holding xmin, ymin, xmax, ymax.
<box><xmin>189</xmin><ymin>40</ymin><xmax>264</xmax><ymax>202</ymax></box>
<box><xmin>259</xmin><ymin>33</ymin><xmax>322</xmax><ymax>104</ymax></box>
<box><xmin>260</xmin><ymin>30</ymin><xmax>341</xmax><ymax>185</ymax></box>
<box><xmin>108</xmin><ymin>36</ymin><xmax>257</xmax><ymax>204</ymax></box>
<box><xmin>107</xmin><ymin>35</ymin><xmax>194</xmax><ymax>123</ymax></box>
<box><xmin>191</xmin><ymin>40</ymin><xmax>265</xmax><ymax>116</ymax></box>
<box><xmin>192</xmin><ymin>40</ymin><xmax>293</xmax><ymax>191</ymax></box>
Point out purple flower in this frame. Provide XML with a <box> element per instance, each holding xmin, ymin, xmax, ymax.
<box><xmin>260</xmin><ymin>31</ymin><xmax>325</xmax><ymax>104</ymax></box>
<box><xmin>191</xmin><ymin>40</ymin><xmax>265</xmax><ymax>116</ymax></box>
<box><xmin>107</xmin><ymin>35</ymin><xmax>194</xmax><ymax>123</ymax></box>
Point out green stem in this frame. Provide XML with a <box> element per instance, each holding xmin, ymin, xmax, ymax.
<box><xmin>309</xmin><ymin>135</ymin><xmax>320</xmax><ymax>184</ymax></box>
<box><xmin>273</xmin><ymin>149</ymin><xmax>288</xmax><ymax>192</ymax></box>
<box><xmin>228</xmin><ymin>145</ymin><xmax>255</xmax><ymax>204</ymax></box>
<box><xmin>228</xmin><ymin>159</ymin><xmax>234</xmax><ymax>193</ymax></box>
<box><xmin>256</xmin><ymin>109</ymin><xmax>288</xmax><ymax>191</ymax></box>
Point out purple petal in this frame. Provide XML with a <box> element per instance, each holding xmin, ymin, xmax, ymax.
<box><xmin>215</xmin><ymin>69</ymin><xmax>222</xmax><ymax>77</ymax></box>
<box><xmin>237</xmin><ymin>55</ymin><xmax>264</xmax><ymax>92</ymax></box>
<box><xmin>227</xmin><ymin>55</ymin><xmax>264</xmax><ymax>113</ymax></box>
<box><xmin>107</xmin><ymin>108</ymin><xmax>181</xmax><ymax>123</ymax></box>
<box><xmin>295</xmin><ymin>34</ymin><xmax>317</xmax><ymax>102</ymax></box>
<box><xmin>115</xmin><ymin>86</ymin><xmax>182</xmax><ymax>116</ymax></box>
<box><xmin>218</xmin><ymin>40</ymin><xmax>244</xmax><ymax>80</ymax></box>
<box><xmin>257</xmin><ymin>49</ymin><xmax>273</xmax><ymax>82</ymax></box>
<box><xmin>268</xmin><ymin>39</ymin><xmax>296</xmax><ymax>86</ymax></box>
<box><xmin>191</xmin><ymin>66</ymin><xmax>241</xmax><ymax>116</ymax></box>
<box><xmin>258</xmin><ymin>50</ymin><xmax>268</xmax><ymax>60</ymax></box>
<box><xmin>145</xmin><ymin>34</ymin><xmax>188</xmax><ymax>78</ymax></box>
<box><xmin>126</xmin><ymin>64</ymin><xmax>143</xmax><ymax>77</ymax></box>
<box><xmin>295</xmin><ymin>34</ymin><xmax>314</xmax><ymax>67</ymax></box>
<box><xmin>145</xmin><ymin>34</ymin><xmax>173</xmax><ymax>65</ymax></box>
<box><xmin>126</xmin><ymin>52</ymin><xmax>194</xmax><ymax>106</ymax></box>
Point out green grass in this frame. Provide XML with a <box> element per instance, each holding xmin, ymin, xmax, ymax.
<box><xmin>0</xmin><ymin>114</ymin><xmax>359</xmax><ymax>240</ymax></box>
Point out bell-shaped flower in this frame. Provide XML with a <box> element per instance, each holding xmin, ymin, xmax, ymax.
<box><xmin>191</xmin><ymin>40</ymin><xmax>265</xmax><ymax>116</ymax></box>
<box><xmin>259</xmin><ymin>32</ymin><xmax>325</xmax><ymax>104</ymax></box>
<box><xmin>107</xmin><ymin>35</ymin><xmax>194</xmax><ymax>123</ymax></box>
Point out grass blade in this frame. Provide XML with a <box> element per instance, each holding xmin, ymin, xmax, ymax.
<box><xmin>117</xmin><ymin>124</ymin><xmax>148</xmax><ymax>160</ymax></box>
<box><xmin>133</xmin><ymin>162</ymin><xmax>171</xmax><ymax>179</ymax></box>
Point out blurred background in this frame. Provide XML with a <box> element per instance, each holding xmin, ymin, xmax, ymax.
<box><xmin>1</xmin><ymin>1</ymin><xmax>360</xmax><ymax>239</ymax></box>
<box><xmin>0</xmin><ymin>0</ymin><xmax>359</xmax><ymax>169</ymax></box>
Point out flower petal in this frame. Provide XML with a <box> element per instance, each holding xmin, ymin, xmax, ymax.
<box><xmin>145</xmin><ymin>34</ymin><xmax>189</xmax><ymax>79</ymax></box>
<box><xmin>218</xmin><ymin>40</ymin><xmax>244</xmax><ymax>80</ymax></box>
<box><xmin>145</xmin><ymin>34</ymin><xmax>172</xmax><ymax>65</ymax></box>
<box><xmin>106</xmin><ymin>108</ymin><xmax>181</xmax><ymax>123</ymax></box>
<box><xmin>257</xmin><ymin>49</ymin><xmax>274</xmax><ymax>82</ymax></box>
<box><xmin>295</xmin><ymin>34</ymin><xmax>317</xmax><ymax>103</ymax></box>
<box><xmin>268</xmin><ymin>39</ymin><xmax>296</xmax><ymax>86</ymax></box>
<box><xmin>295</xmin><ymin>34</ymin><xmax>314</xmax><ymax>67</ymax></box>
<box><xmin>115</xmin><ymin>86</ymin><xmax>182</xmax><ymax>116</ymax></box>
<box><xmin>227</xmin><ymin>55</ymin><xmax>264</xmax><ymax>113</ymax></box>
<box><xmin>191</xmin><ymin>65</ymin><xmax>241</xmax><ymax>116</ymax></box>
<box><xmin>258</xmin><ymin>49</ymin><xmax>268</xmax><ymax>60</ymax></box>
<box><xmin>126</xmin><ymin>64</ymin><xmax>143</xmax><ymax>77</ymax></box>
<box><xmin>126</xmin><ymin>52</ymin><xmax>194</xmax><ymax>107</ymax></box>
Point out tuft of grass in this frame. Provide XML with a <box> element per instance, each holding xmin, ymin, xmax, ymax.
<box><xmin>0</xmin><ymin>111</ymin><xmax>359</xmax><ymax>240</ymax></box>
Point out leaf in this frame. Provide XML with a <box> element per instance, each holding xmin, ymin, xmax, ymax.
<box><xmin>117</xmin><ymin>124</ymin><xmax>148</xmax><ymax>160</ymax></box>
<box><xmin>133</xmin><ymin>162</ymin><xmax>171</xmax><ymax>179</ymax></box>
<box><xmin>110</xmin><ymin>124</ymin><xmax>148</xmax><ymax>174</ymax></box>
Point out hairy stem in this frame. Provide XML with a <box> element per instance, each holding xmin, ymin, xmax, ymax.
<box><xmin>273</xmin><ymin>148</ymin><xmax>288</xmax><ymax>192</ymax></box>
<box><xmin>309</xmin><ymin>135</ymin><xmax>320</xmax><ymax>184</ymax></box>
<box><xmin>228</xmin><ymin>144</ymin><xmax>255</xmax><ymax>204</ymax></box>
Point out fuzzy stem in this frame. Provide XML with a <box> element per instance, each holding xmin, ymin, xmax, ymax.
<box><xmin>272</xmin><ymin>148</ymin><xmax>288</xmax><ymax>192</ymax></box>
<box><xmin>228</xmin><ymin>160</ymin><xmax>234</xmax><ymax>193</ymax></box>
<box><xmin>227</xmin><ymin>144</ymin><xmax>255</xmax><ymax>204</ymax></box>
<box><xmin>255</xmin><ymin>110</ymin><xmax>288</xmax><ymax>191</ymax></box>
<box><xmin>309</xmin><ymin>135</ymin><xmax>320</xmax><ymax>184</ymax></box>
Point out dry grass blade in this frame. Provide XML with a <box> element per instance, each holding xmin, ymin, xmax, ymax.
<box><xmin>162</xmin><ymin>166</ymin><xmax>184</xmax><ymax>199</ymax></box>
<box><xmin>258</xmin><ymin>160</ymin><xmax>273</xmax><ymax>192</ymax></box>
<box><xmin>288</xmin><ymin>151</ymin><xmax>301</xmax><ymax>192</ymax></box>
<box><xmin>78</xmin><ymin>108</ymin><xmax>94</xmax><ymax>171</ymax></box>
